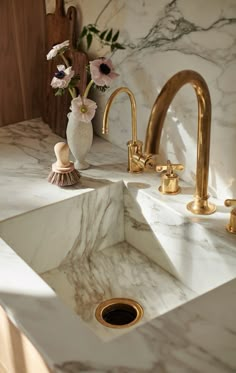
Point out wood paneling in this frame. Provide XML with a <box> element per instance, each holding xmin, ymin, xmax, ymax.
<box><xmin>0</xmin><ymin>0</ymin><xmax>45</xmax><ymax>127</ymax></box>
<box><xmin>0</xmin><ymin>305</ymin><xmax>52</xmax><ymax>373</ymax></box>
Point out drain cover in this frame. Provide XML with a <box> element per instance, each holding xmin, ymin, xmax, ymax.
<box><xmin>95</xmin><ymin>298</ymin><xmax>143</xmax><ymax>328</ymax></box>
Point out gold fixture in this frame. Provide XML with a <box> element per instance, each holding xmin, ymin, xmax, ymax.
<box><xmin>145</xmin><ymin>70</ymin><xmax>216</xmax><ymax>215</ymax></box>
<box><xmin>95</xmin><ymin>298</ymin><xmax>143</xmax><ymax>329</ymax></box>
<box><xmin>102</xmin><ymin>87</ymin><xmax>153</xmax><ymax>173</ymax></box>
<box><xmin>224</xmin><ymin>199</ymin><xmax>236</xmax><ymax>234</ymax></box>
<box><xmin>156</xmin><ymin>160</ymin><xmax>184</xmax><ymax>194</ymax></box>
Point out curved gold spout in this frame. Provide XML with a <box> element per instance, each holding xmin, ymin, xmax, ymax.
<box><xmin>102</xmin><ymin>87</ymin><xmax>152</xmax><ymax>173</ymax></box>
<box><xmin>102</xmin><ymin>87</ymin><xmax>137</xmax><ymax>142</ymax></box>
<box><xmin>145</xmin><ymin>70</ymin><xmax>216</xmax><ymax>215</ymax></box>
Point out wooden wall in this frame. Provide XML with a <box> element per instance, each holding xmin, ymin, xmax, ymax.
<box><xmin>0</xmin><ymin>305</ymin><xmax>52</xmax><ymax>373</ymax></box>
<box><xmin>0</xmin><ymin>0</ymin><xmax>45</xmax><ymax>127</ymax></box>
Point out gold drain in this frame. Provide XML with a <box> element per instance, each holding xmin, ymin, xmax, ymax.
<box><xmin>95</xmin><ymin>298</ymin><xmax>143</xmax><ymax>329</ymax></box>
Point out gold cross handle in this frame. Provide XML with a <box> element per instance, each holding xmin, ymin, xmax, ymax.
<box><xmin>225</xmin><ymin>199</ymin><xmax>236</xmax><ymax>207</ymax></box>
<box><xmin>155</xmin><ymin>160</ymin><xmax>184</xmax><ymax>195</ymax></box>
<box><xmin>156</xmin><ymin>160</ymin><xmax>184</xmax><ymax>175</ymax></box>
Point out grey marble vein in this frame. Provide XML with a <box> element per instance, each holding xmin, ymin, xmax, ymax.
<box><xmin>131</xmin><ymin>0</ymin><xmax>236</xmax><ymax>65</ymax></box>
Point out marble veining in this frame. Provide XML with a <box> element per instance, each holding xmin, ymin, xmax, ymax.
<box><xmin>130</xmin><ymin>0</ymin><xmax>236</xmax><ymax>66</ymax></box>
<box><xmin>0</xmin><ymin>118</ymin><xmax>128</xmax><ymax>222</ymax></box>
<box><xmin>54</xmin><ymin>278</ymin><xmax>236</xmax><ymax>373</ymax></box>
<box><xmin>0</xmin><ymin>181</ymin><xmax>125</xmax><ymax>273</ymax></box>
<box><xmin>41</xmin><ymin>241</ymin><xmax>196</xmax><ymax>341</ymax></box>
<box><xmin>124</xmin><ymin>185</ymin><xmax>236</xmax><ymax>294</ymax></box>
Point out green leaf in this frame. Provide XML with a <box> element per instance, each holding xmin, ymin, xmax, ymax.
<box><xmin>86</xmin><ymin>33</ymin><xmax>93</xmax><ymax>49</ymax></box>
<box><xmin>68</xmin><ymin>75</ymin><xmax>80</xmax><ymax>88</ymax></box>
<box><xmin>55</xmin><ymin>88</ymin><xmax>64</xmax><ymax>96</ymax></box>
<box><xmin>99</xmin><ymin>29</ymin><xmax>108</xmax><ymax>40</ymax></box>
<box><xmin>113</xmin><ymin>42</ymin><xmax>126</xmax><ymax>50</ymax></box>
<box><xmin>89</xmin><ymin>25</ymin><xmax>99</xmax><ymax>34</ymax></box>
<box><xmin>80</xmin><ymin>26</ymin><xmax>88</xmax><ymax>38</ymax></box>
<box><xmin>106</xmin><ymin>28</ymin><xmax>113</xmax><ymax>42</ymax></box>
<box><xmin>76</xmin><ymin>27</ymin><xmax>88</xmax><ymax>49</ymax></box>
<box><xmin>112</xmin><ymin>30</ymin><xmax>119</xmax><ymax>42</ymax></box>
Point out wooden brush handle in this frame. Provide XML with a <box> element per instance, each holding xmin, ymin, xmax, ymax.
<box><xmin>54</xmin><ymin>142</ymin><xmax>71</xmax><ymax>168</ymax></box>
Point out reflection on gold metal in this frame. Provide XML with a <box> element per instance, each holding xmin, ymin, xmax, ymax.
<box><xmin>145</xmin><ymin>70</ymin><xmax>216</xmax><ymax>215</ymax></box>
<box><xmin>102</xmin><ymin>87</ymin><xmax>153</xmax><ymax>173</ymax></box>
<box><xmin>156</xmin><ymin>160</ymin><xmax>184</xmax><ymax>194</ymax></box>
<box><xmin>224</xmin><ymin>199</ymin><xmax>236</xmax><ymax>234</ymax></box>
<box><xmin>132</xmin><ymin>152</ymin><xmax>154</xmax><ymax>170</ymax></box>
<box><xmin>95</xmin><ymin>298</ymin><xmax>144</xmax><ymax>329</ymax></box>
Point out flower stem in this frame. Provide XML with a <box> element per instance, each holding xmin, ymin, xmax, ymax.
<box><xmin>68</xmin><ymin>87</ymin><xmax>76</xmax><ymax>99</ymax></box>
<box><xmin>94</xmin><ymin>0</ymin><xmax>112</xmax><ymax>25</ymax></box>
<box><xmin>60</xmin><ymin>53</ymin><xmax>69</xmax><ymax>68</ymax></box>
<box><xmin>84</xmin><ymin>80</ymin><xmax>94</xmax><ymax>98</ymax></box>
<box><xmin>60</xmin><ymin>53</ymin><xmax>76</xmax><ymax>99</ymax></box>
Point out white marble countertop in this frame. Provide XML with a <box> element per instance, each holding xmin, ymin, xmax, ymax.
<box><xmin>0</xmin><ymin>118</ymin><xmax>236</xmax><ymax>372</ymax></box>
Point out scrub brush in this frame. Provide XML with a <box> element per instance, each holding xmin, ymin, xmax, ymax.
<box><xmin>48</xmin><ymin>142</ymin><xmax>81</xmax><ymax>187</ymax></box>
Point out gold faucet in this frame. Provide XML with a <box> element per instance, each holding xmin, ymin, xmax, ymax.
<box><xmin>224</xmin><ymin>199</ymin><xmax>236</xmax><ymax>234</ymax></box>
<box><xmin>145</xmin><ymin>70</ymin><xmax>216</xmax><ymax>215</ymax></box>
<box><xmin>102</xmin><ymin>87</ymin><xmax>153</xmax><ymax>173</ymax></box>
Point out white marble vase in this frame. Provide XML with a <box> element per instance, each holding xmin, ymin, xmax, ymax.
<box><xmin>66</xmin><ymin>112</ymin><xmax>93</xmax><ymax>170</ymax></box>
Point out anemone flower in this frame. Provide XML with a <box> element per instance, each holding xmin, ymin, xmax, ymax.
<box><xmin>71</xmin><ymin>96</ymin><xmax>97</xmax><ymax>123</ymax></box>
<box><xmin>46</xmin><ymin>40</ymin><xmax>70</xmax><ymax>60</ymax></box>
<box><xmin>50</xmin><ymin>65</ymin><xmax>75</xmax><ymax>89</ymax></box>
<box><xmin>89</xmin><ymin>58</ymin><xmax>119</xmax><ymax>87</ymax></box>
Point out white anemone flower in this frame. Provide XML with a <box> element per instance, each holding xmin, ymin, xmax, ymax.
<box><xmin>89</xmin><ymin>58</ymin><xmax>119</xmax><ymax>87</ymax></box>
<box><xmin>46</xmin><ymin>40</ymin><xmax>69</xmax><ymax>60</ymax></box>
<box><xmin>71</xmin><ymin>96</ymin><xmax>97</xmax><ymax>122</ymax></box>
<box><xmin>50</xmin><ymin>65</ymin><xmax>75</xmax><ymax>89</ymax></box>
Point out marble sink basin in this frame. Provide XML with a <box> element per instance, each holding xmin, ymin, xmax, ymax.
<box><xmin>0</xmin><ymin>181</ymin><xmax>197</xmax><ymax>341</ymax></box>
<box><xmin>0</xmin><ymin>180</ymin><xmax>235</xmax><ymax>341</ymax></box>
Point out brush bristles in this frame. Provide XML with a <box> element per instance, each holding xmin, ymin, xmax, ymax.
<box><xmin>48</xmin><ymin>169</ymin><xmax>81</xmax><ymax>187</ymax></box>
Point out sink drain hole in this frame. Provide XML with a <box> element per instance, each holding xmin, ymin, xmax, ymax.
<box><xmin>95</xmin><ymin>298</ymin><xmax>143</xmax><ymax>328</ymax></box>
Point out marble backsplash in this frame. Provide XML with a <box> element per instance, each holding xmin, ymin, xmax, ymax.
<box><xmin>45</xmin><ymin>0</ymin><xmax>236</xmax><ymax>200</ymax></box>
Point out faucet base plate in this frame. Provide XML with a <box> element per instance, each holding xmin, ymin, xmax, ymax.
<box><xmin>187</xmin><ymin>200</ymin><xmax>216</xmax><ymax>215</ymax></box>
<box><xmin>158</xmin><ymin>186</ymin><xmax>181</xmax><ymax>195</ymax></box>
